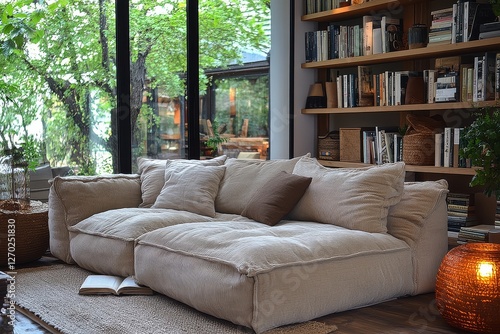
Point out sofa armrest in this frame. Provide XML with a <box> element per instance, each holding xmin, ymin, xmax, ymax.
<box><xmin>48</xmin><ymin>174</ymin><xmax>142</xmax><ymax>263</ymax></box>
<box><xmin>387</xmin><ymin>179</ymin><xmax>449</xmax><ymax>295</ymax></box>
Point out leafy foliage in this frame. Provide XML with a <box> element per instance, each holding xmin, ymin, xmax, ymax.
<box><xmin>460</xmin><ymin>107</ymin><xmax>500</xmax><ymax>198</ymax></box>
<box><xmin>1</xmin><ymin>0</ymin><xmax>270</xmax><ymax>174</ymax></box>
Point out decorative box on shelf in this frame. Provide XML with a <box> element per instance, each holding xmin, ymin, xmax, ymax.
<box><xmin>339</xmin><ymin>128</ymin><xmax>362</xmax><ymax>162</ymax></box>
<box><xmin>317</xmin><ymin>131</ymin><xmax>340</xmax><ymax>161</ymax></box>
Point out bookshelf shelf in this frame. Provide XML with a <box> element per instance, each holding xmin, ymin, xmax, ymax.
<box><xmin>318</xmin><ymin>160</ymin><xmax>479</xmax><ymax>175</ymax></box>
<box><xmin>302</xmin><ymin>100</ymin><xmax>499</xmax><ymax>115</ymax></box>
<box><xmin>301</xmin><ymin>0</ymin><xmax>424</xmax><ymax>22</ymax></box>
<box><xmin>301</xmin><ymin>37</ymin><xmax>500</xmax><ymax>70</ymax></box>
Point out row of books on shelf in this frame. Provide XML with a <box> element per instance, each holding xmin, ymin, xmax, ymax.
<box><xmin>415</xmin><ymin>53</ymin><xmax>499</xmax><ymax>103</ymax></box>
<box><xmin>333</xmin><ymin>126</ymin><xmax>478</xmax><ymax>168</ymax></box>
<box><xmin>428</xmin><ymin>1</ymin><xmax>496</xmax><ymax>46</ymax></box>
<box><xmin>304</xmin><ymin>1</ymin><xmax>496</xmax><ymax>62</ymax></box>
<box><xmin>316</xmin><ymin>53</ymin><xmax>500</xmax><ymax>109</ymax></box>
<box><xmin>434</xmin><ymin>127</ymin><xmax>470</xmax><ymax>168</ymax></box>
<box><xmin>304</xmin><ymin>0</ymin><xmax>362</xmax><ymax>16</ymax></box>
<box><xmin>305</xmin><ymin>15</ymin><xmax>403</xmax><ymax>62</ymax></box>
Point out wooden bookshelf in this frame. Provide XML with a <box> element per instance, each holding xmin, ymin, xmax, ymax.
<box><xmin>302</xmin><ymin>0</ymin><xmax>425</xmax><ymax>22</ymax></box>
<box><xmin>302</xmin><ymin>100</ymin><xmax>499</xmax><ymax>115</ymax></box>
<box><xmin>318</xmin><ymin>160</ymin><xmax>479</xmax><ymax>176</ymax></box>
<box><xmin>301</xmin><ymin>37</ymin><xmax>500</xmax><ymax>70</ymax></box>
<box><xmin>300</xmin><ymin>0</ymin><xmax>498</xmax><ymax>226</ymax></box>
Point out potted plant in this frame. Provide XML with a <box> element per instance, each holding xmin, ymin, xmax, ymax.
<box><xmin>204</xmin><ymin>121</ymin><xmax>228</xmax><ymax>157</ymax></box>
<box><xmin>460</xmin><ymin>107</ymin><xmax>500</xmax><ymax>199</ymax></box>
<box><xmin>0</xmin><ymin>139</ymin><xmax>41</xmax><ymax>210</ymax></box>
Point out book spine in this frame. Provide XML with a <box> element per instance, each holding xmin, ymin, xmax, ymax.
<box><xmin>452</xmin><ymin>3</ymin><xmax>457</xmax><ymax>43</ymax></box>
<box><xmin>453</xmin><ymin>128</ymin><xmax>461</xmax><ymax>168</ymax></box>
<box><xmin>443</xmin><ymin>127</ymin><xmax>452</xmax><ymax>168</ymax></box>
<box><xmin>363</xmin><ymin>18</ymin><xmax>373</xmax><ymax>56</ymax></box>
<box><xmin>435</xmin><ymin>133</ymin><xmax>443</xmax><ymax>167</ymax></box>
<box><xmin>427</xmin><ymin>70</ymin><xmax>436</xmax><ymax>103</ymax></box>
<box><xmin>463</xmin><ymin>1</ymin><xmax>469</xmax><ymax>42</ymax></box>
<box><xmin>336</xmin><ymin>75</ymin><xmax>343</xmax><ymax>108</ymax></box>
<box><xmin>496</xmin><ymin>53</ymin><xmax>500</xmax><ymax>100</ymax></box>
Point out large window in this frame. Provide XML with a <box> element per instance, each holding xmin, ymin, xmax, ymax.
<box><xmin>133</xmin><ymin>0</ymin><xmax>271</xmax><ymax>169</ymax></box>
<box><xmin>0</xmin><ymin>0</ymin><xmax>270</xmax><ymax>175</ymax></box>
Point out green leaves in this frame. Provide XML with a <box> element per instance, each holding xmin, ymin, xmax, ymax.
<box><xmin>461</xmin><ymin>108</ymin><xmax>500</xmax><ymax>198</ymax></box>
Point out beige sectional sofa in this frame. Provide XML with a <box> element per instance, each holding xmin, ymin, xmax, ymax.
<box><xmin>48</xmin><ymin>155</ymin><xmax>449</xmax><ymax>333</ymax></box>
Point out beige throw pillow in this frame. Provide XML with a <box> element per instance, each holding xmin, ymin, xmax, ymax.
<box><xmin>138</xmin><ymin>156</ymin><xmax>226</xmax><ymax>208</ymax></box>
<box><xmin>151</xmin><ymin>162</ymin><xmax>226</xmax><ymax>217</ymax></box>
<box><xmin>241</xmin><ymin>171</ymin><xmax>312</xmax><ymax>226</ymax></box>
<box><xmin>289</xmin><ymin>157</ymin><xmax>405</xmax><ymax>233</ymax></box>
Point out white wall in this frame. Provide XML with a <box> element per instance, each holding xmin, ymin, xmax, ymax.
<box><xmin>292</xmin><ymin>0</ymin><xmax>316</xmax><ymax>157</ymax></box>
<box><xmin>269</xmin><ymin>0</ymin><xmax>316</xmax><ymax>159</ymax></box>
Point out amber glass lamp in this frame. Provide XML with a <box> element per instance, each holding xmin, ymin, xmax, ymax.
<box><xmin>436</xmin><ymin>243</ymin><xmax>500</xmax><ymax>333</ymax></box>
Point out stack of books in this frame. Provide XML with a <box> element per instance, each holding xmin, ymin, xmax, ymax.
<box><xmin>457</xmin><ymin>224</ymin><xmax>499</xmax><ymax>244</ymax></box>
<box><xmin>479</xmin><ymin>21</ymin><xmax>500</xmax><ymax>39</ymax></box>
<box><xmin>429</xmin><ymin>7</ymin><xmax>453</xmax><ymax>45</ymax></box>
<box><xmin>447</xmin><ymin>192</ymin><xmax>477</xmax><ymax>232</ymax></box>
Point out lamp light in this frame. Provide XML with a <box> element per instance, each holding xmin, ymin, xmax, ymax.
<box><xmin>435</xmin><ymin>243</ymin><xmax>500</xmax><ymax>333</ymax></box>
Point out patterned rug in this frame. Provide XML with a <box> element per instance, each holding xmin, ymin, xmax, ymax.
<box><xmin>14</xmin><ymin>264</ymin><xmax>337</xmax><ymax>334</ymax></box>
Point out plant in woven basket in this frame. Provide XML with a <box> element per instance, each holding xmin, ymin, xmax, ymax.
<box><xmin>0</xmin><ymin>142</ymin><xmax>38</xmax><ymax>211</ymax></box>
<box><xmin>460</xmin><ymin>107</ymin><xmax>500</xmax><ymax>199</ymax></box>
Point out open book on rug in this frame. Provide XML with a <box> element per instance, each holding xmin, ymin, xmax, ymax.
<box><xmin>79</xmin><ymin>275</ymin><xmax>154</xmax><ymax>296</ymax></box>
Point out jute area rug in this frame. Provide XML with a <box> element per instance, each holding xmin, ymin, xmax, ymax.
<box><xmin>15</xmin><ymin>264</ymin><xmax>337</xmax><ymax>334</ymax></box>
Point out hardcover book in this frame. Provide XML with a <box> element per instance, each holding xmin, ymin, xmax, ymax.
<box><xmin>357</xmin><ymin>66</ymin><xmax>374</xmax><ymax>107</ymax></box>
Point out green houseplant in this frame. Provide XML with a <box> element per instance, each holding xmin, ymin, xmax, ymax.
<box><xmin>204</xmin><ymin>121</ymin><xmax>228</xmax><ymax>157</ymax></box>
<box><xmin>460</xmin><ymin>107</ymin><xmax>500</xmax><ymax>199</ymax></box>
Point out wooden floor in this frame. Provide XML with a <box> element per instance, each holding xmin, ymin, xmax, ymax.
<box><xmin>3</xmin><ymin>256</ymin><xmax>470</xmax><ymax>334</ymax></box>
<box><xmin>5</xmin><ymin>293</ymin><xmax>470</xmax><ymax>334</ymax></box>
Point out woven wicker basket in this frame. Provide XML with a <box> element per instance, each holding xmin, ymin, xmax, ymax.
<box><xmin>318</xmin><ymin>131</ymin><xmax>340</xmax><ymax>161</ymax></box>
<box><xmin>403</xmin><ymin>114</ymin><xmax>445</xmax><ymax>166</ymax></box>
<box><xmin>0</xmin><ymin>201</ymin><xmax>49</xmax><ymax>266</ymax></box>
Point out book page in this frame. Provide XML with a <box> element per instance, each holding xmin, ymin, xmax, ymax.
<box><xmin>79</xmin><ymin>275</ymin><xmax>122</xmax><ymax>295</ymax></box>
<box><xmin>117</xmin><ymin>276</ymin><xmax>153</xmax><ymax>295</ymax></box>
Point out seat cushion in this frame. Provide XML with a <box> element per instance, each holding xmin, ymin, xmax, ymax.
<box><xmin>68</xmin><ymin>208</ymin><xmax>216</xmax><ymax>277</ymax></box>
<box><xmin>134</xmin><ymin>221</ymin><xmax>413</xmax><ymax>333</ymax></box>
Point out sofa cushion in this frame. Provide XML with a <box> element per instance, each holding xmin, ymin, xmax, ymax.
<box><xmin>69</xmin><ymin>208</ymin><xmax>217</xmax><ymax>276</ymax></box>
<box><xmin>215</xmin><ymin>154</ymin><xmax>308</xmax><ymax>215</ymax></box>
<box><xmin>241</xmin><ymin>171</ymin><xmax>312</xmax><ymax>226</ymax></box>
<box><xmin>289</xmin><ymin>157</ymin><xmax>405</xmax><ymax>233</ymax></box>
<box><xmin>137</xmin><ymin>156</ymin><xmax>227</xmax><ymax>208</ymax></box>
<box><xmin>387</xmin><ymin>179</ymin><xmax>449</xmax><ymax>294</ymax></box>
<box><xmin>151</xmin><ymin>162</ymin><xmax>226</xmax><ymax>217</ymax></box>
<box><xmin>135</xmin><ymin>221</ymin><xmax>413</xmax><ymax>333</ymax></box>
<box><xmin>48</xmin><ymin>174</ymin><xmax>142</xmax><ymax>264</ymax></box>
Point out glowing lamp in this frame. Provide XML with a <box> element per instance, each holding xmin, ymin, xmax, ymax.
<box><xmin>436</xmin><ymin>243</ymin><xmax>500</xmax><ymax>333</ymax></box>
